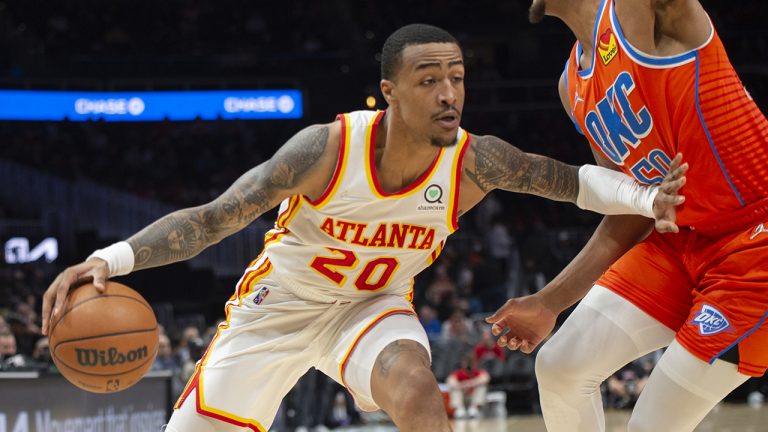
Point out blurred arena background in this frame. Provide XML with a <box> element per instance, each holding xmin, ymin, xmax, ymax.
<box><xmin>0</xmin><ymin>1</ymin><xmax>766</xmax><ymax>431</ymax></box>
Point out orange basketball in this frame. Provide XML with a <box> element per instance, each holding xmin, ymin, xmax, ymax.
<box><xmin>49</xmin><ymin>281</ymin><xmax>159</xmax><ymax>393</ymax></box>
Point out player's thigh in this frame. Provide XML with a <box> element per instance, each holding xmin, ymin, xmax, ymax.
<box><xmin>537</xmin><ymin>285</ymin><xmax>675</xmax><ymax>380</ymax></box>
<box><xmin>597</xmin><ymin>230</ymin><xmax>695</xmax><ymax>331</ymax></box>
<box><xmin>316</xmin><ymin>294</ymin><xmax>429</xmax><ymax>412</ymax></box>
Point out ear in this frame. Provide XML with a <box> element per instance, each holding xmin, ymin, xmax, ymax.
<box><xmin>380</xmin><ymin>79</ymin><xmax>396</xmax><ymax>105</ymax></box>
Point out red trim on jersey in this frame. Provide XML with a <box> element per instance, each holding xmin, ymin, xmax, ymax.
<box><xmin>195</xmin><ymin>401</ymin><xmax>264</xmax><ymax>432</ymax></box>
<box><xmin>450</xmin><ymin>133</ymin><xmax>470</xmax><ymax>231</ymax></box>
<box><xmin>307</xmin><ymin>114</ymin><xmax>348</xmax><ymax>206</ymax></box>
<box><xmin>367</xmin><ymin>111</ymin><xmax>445</xmax><ymax>197</ymax></box>
<box><xmin>174</xmin><ymin>365</ymin><xmax>201</xmax><ymax>409</ymax></box>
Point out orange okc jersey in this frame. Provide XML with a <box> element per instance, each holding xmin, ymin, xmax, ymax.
<box><xmin>565</xmin><ymin>0</ymin><xmax>768</xmax><ymax>232</ymax></box>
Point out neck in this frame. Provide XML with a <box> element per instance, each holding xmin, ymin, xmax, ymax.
<box><xmin>372</xmin><ymin>109</ymin><xmax>443</xmax><ymax>192</ymax></box>
<box><xmin>380</xmin><ymin>109</ymin><xmax>439</xmax><ymax>159</ymax></box>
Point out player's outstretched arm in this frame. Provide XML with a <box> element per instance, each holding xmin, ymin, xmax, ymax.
<box><xmin>464</xmin><ymin>134</ymin><xmax>686</xmax><ymax>220</ymax></box>
<box><xmin>42</xmin><ymin>123</ymin><xmax>337</xmax><ymax>335</ymax></box>
<box><xmin>127</xmin><ymin>124</ymin><xmax>332</xmax><ymax>271</ymax></box>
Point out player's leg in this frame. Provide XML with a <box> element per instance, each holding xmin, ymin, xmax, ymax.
<box><xmin>629</xmin><ymin>226</ymin><xmax>768</xmax><ymax>431</ymax></box>
<box><xmin>536</xmin><ymin>232</ymin><xmax>694</xmax><ymax>432</ymax></box>
<box><xmin>535</xmin><ymin>285</ymin><xmax>675</xmax><ymax>432</ymax></box>
<box><xmin>369</xmin><ymin>337</ymin><xmax>449</xmax><ymax>430</ymax></box>
<box><xmin>626</xmin><ymin>341</ymin><xmax>749</xmax><ymax>432</ymax></box>
<box><xmin>165</xmin><ymin>267</ymin><xmax>330</xmax><ymax>431</ymax></box>
<box><xmin>316</xmin><ymin>294</ymin><xmax>450</xmax><ymax>432</ymax></box>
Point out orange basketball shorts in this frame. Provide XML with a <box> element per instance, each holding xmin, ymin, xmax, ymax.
<box><xmin>598</xmin><ymin>221</ymin><xmax>768</xmax><ymax>376</ymax></box>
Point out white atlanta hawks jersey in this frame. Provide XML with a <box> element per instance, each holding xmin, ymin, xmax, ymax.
<box><xmin>259</xmin><ymin>110</ymin><xmax>469</xmax><ymax>300</ymax></box>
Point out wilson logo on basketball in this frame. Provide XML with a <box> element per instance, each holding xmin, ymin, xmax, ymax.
<box><xmin>75</xmin><ymin>346</ymin><xmax>149</xmax><ymax>367</ymax></box>
<box><xmin>598</xmin><ymin>28</ymin><xmax>618</xmax><ymax>65</ymax></box>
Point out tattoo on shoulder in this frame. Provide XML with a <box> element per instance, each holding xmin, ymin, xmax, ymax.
<box><xmin>465</xmin><ymin>135</ymin><xmax>578</xmax><ymax>201</ymax></box>
<box><xmin>269</xmin><ymin>125</ymin><xmax>329</xmax><ymax>189</ymax></box>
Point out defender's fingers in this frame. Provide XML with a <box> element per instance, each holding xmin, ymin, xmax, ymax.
<box><xmin>656</xmin><ymin>192</ymin><xmax>686</xmax><ymax>206</ymax></box>
<box><xmin>661</xmin><ymin>177</ymin><xmax>687</xmax><ymax>194</ymax></box>
<box><xmin>491</xmin><ymin>323</ymin><xmax>505</xmax><ymax>336</ymax></box>
<box><xmin>668</xmin><ymin>153</ymin><xmax>683</xmax><ymax>172</ymax></box>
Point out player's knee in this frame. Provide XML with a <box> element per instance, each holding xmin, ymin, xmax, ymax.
<box><xmin>373</xmin><ymin>339</ymin><xmax>431</xmax><ymax>381</ymax></box>
<box><xmin>393</xmin><ymin>366</ymin><xmax>440</xmax><ymax>407</ymax></box>
<box><xmin>535</xmin><ymin>340</ymin><xmax>585</xmax><ymax>388</ymax></box>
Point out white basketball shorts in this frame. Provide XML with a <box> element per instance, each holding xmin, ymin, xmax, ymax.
<box><xmin>173</xmin><ymin>263</ymin><xmax>430</xmax><ymax>431</ymax></box>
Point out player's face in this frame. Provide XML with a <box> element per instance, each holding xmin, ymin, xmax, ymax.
<box><xmin>529</xmin><ymin>0</ymin><xmax>546</xmax><ymax>23</ymax></box>
<box><xmin>387</xmin><ymin>42</ymin><xmax>465</xmax><ymax>148</ymax></box>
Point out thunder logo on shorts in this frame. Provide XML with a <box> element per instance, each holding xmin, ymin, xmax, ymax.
<box><xmin>690</xmin><ymin>304</ymin><xmax>732</xmax><ymax>336</ymax></box>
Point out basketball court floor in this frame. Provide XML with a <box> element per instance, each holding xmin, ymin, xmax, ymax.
<box><xmin>329</xmin><ymin>403</ymin><xmax>768</xmax><ymax>432</ymax></box>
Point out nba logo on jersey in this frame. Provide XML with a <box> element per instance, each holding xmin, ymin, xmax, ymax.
<box><xmin>691</xmin><ymin>304</ymin><xmax>731</xmax><ymax>336</ymax></box>
<box><xmin>253</xmin><ymin>286</ymin><xmax>270</xmax><ymax>305</ymax></box>
<box><xmin>598</xmin><ymin>28</ymin><xmax>618</xmax><ymax>65</ymax></box>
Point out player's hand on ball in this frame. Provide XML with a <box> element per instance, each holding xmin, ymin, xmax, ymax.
<box><xmin>653</xmin><ymin>153</ymin><xmax>688</xmax><ymax>234</ymax></box>
<box><xmin>484</xmin><ymin>294</ymin><xmax>557</xmax><ymax>354</ymax></box>
<box><xmin>42</xmin><ymin>258</ymin><xmax>109</xmax><ymax>336</ymax></box>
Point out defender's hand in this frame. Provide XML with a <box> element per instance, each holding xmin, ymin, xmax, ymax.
<box><xmin>653</xmin><ymin>153</ymin><xmax>688</xmax><ymax>234</ymax></box>
<box><xmin>41</xmin><ymin>259</ymin><xmax>108</xmax><ymax>335</ymax></box>
<box><xmin>484</xmin><ymin>294</ymin><xmax>557</xmax><ymax>354</ymax></box>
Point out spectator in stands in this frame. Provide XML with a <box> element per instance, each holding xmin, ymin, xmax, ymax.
<box><xmin>153</xmin><ymin>333</ymin><xmax>180</xmax><ymax>371</ymax></box>
<box><xmin>178</xmin><ymin>335</ymin><xmax>206</xmax><ymax>387</ymax></box>
<box><xmin>6</xmin><ymin>310</ymin><xmax>38</xmax><ymax>357</ymax></box>
<box><xmin>175</xmin><ymin>325</ymin><xmax>201</xmax><ymax>364</ymax></box>
<box><xmin>447</xmin><ymin>352</ymin><xmax>490</xmax><ymax>419</ymax></box>
<box><xmin>30</xmin><ymin>336</ymin><xmax>52</xmax><ymax>370</ymax></box>
<box><xmin>0</xmin><ymin>316</ymin><xmax>9</xmax><ymax>334</ymax></box>
<box><xmin>605</xmin><ymin>357</ymin><xmax>653</xmax><ymax>409</ymax></box>
<box><xmin>418</xmin><ymin>304</ymin><xmax>442</xmax><ymax>342</ymax></box>
<box><xmin>0</xmin><ymin>330</ymin><xmax>29</xmax><ymax>370</ymax></box>
<box><xmin>440</xmin><ymin>308</ymin><xmax>474</xmax><ymax>345</ymax></box>
<box><xmin>474</xmin><ymin>329</ymin><xmax>505</xmax><ymax>380</ymax></box>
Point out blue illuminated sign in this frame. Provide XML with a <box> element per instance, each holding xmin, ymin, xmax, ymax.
<box><xmin>0</xmin><ymin>89</ymin><xmax>303</xmax><ymax>121</ymax></box>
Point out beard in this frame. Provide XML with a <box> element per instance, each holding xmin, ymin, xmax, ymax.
<box><xmin>529</xmin><ymin>0</ymin><xmax>546</xmax><ymax>24</ymax></box>
<box><xmin>430</xmin><ymin>136</ymin><xmax>458</xmax><ymax>148</ymax></box>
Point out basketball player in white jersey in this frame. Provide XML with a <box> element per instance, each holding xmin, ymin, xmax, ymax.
<box><xmin>41</xmin><ymin>24</ymin><xmax>686</xmax><ymax>431</ymax></box>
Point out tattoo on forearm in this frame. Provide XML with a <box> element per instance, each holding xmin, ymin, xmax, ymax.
<box><xmin>128</xmin><ymin>125</ymin><xmax>329</xmax><ymax>271</ymax></box>
<box><xmin>376</xmin><ymin>340</ymin><xmax>430</xmax><ymax>378</ymax></box>
<box><xmin>466</xmin><ymin>135</ymin><xmax>579</xmax><ymax>201</ymax></box>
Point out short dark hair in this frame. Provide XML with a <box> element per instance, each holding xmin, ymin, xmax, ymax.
<box><xmin>380</xmin><ymin>24</ymin><xmax>459</xmax><ymax>80</ymax></box>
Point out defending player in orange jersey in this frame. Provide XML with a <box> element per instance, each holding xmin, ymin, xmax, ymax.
<box><xmin>41</xmin><ymin>24</ymin><xmax>683</xmax><ymax>432</ymax></box>
<box><xmin>487</xmin><ymin>1</ymin><xmax>768</xmax><ymax>431</ymax></box>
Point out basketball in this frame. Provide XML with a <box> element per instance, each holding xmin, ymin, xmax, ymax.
<box><xmin>48</xmin><ymin>281</ymin><xmax>159</xmax><ymax>393</ymax></box>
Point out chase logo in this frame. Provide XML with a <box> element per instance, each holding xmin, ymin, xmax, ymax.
<box><xmin>690</xmin><ymin>304</ymin><xmax>731</xmax><ymax>336</ymax></box>
<box><xmin>598</xmin><ymin>29</ymin><xmax>618</xmax><ymax>65</ymax></box>
<box><xmin>253</xmin><ymin>286</ymin><xmax>270</xmax><ymax>305</ymax></box>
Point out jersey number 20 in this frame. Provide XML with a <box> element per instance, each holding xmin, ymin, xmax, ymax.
<box><xmin>310</xmin><ymin>247</ymin><xmax>400</xmax><ymax>291</ymax></box>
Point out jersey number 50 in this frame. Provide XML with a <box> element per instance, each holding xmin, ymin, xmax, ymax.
<box><xmin>309</xmin><ymin>247</ymin><xmax>400</xmax><ymax>291</ymax></box>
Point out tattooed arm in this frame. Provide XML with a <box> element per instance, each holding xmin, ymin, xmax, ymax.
<box><xmin>42</xmin><ymin>122</ymin><xmax>338</xmax><ymax>334</ymax></box>
<box><xmin>459</xmin><ymin>134</ymin><xmax>685</xmax><ymax>224</ymax></box>
<box><xmin>463</xmin><ymin>134</ymin><xmax>578</xmax><ymax>201</ymax></box>
<box><xmin>129</xmin><ymin>123</ymin><xmax>333</xmax><ymax>270</ymax></box>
